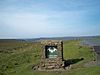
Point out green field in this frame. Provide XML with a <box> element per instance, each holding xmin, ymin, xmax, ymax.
<box><xmin>0</xmin><ymin>40</ymin><xmax>100</xmax><ymax>75</ymax></box>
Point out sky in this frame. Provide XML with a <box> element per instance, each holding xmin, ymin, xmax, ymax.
<box><xmin>0</xmin><ymin>0</ymin><xmax>100</xmax><ymax>39</ymax></box>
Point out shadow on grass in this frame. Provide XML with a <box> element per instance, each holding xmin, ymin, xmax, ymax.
<box><xmin>64</xmin><ymin>58</ymin><xmax>84</xmax><ymax>68</ymax></box>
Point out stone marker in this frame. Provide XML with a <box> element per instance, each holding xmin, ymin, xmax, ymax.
<box><xmin>39</xmin><ymin>40</ymin><xmax>64</xmax><ymax>70</ymax></box>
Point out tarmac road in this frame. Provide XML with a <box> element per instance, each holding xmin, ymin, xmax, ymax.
<box><xmin>93</xmin><ymin>46</ymin><xmax>100</xmax><ymax>66</ymax></box>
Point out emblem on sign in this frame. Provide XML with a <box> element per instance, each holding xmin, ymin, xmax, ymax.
<box><xmin>48</xmin><ymin>47</ymin><xmax>57</xmax><ymax>53</ymax></box>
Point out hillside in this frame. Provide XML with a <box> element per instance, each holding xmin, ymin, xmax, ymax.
<box><xmin>0</xmin><ymin>39</ymin><xmax>100</xmax><ymax>75</ymax></box>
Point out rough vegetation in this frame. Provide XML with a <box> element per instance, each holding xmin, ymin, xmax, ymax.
<box><xmin>0</xmin><ymin>39</ymin><xmax>100</xmax><ymax>75</ymax></box>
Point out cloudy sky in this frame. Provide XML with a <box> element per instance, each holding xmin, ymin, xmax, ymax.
<box><xmin>0</xmin><ymin>0</ymin><xmax>100</xmax><ymax>39</ymax></box>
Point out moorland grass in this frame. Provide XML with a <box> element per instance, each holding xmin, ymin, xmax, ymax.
<box><xmin>0</xmin><ymin>40</ymin><xmax>99</xmax><ymax>75</ymax></box>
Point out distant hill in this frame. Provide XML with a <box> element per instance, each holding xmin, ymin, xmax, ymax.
<box><xmin>0</xmin><ymin>36</ymin><xmax>100</xmax><ymax>42</ymax></box>
<box><xmin>24</xmin><ymin>35</ymin><xmax>100</xmax><ymax>42</ymax></box>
